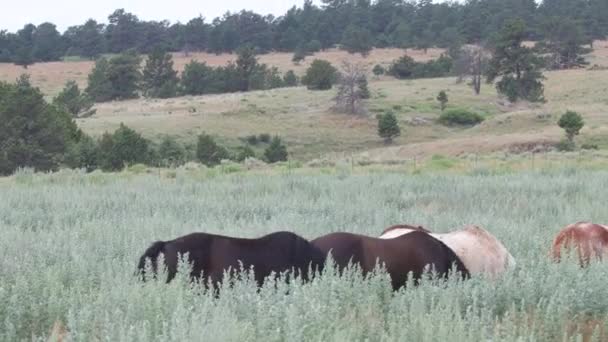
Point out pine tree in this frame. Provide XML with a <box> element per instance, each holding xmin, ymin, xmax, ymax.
<box><xmin>264</xmin><ymin>136</ymin><xmax>288</xmax><ymax>163</ymax></box>
<box><xmin>53</xmin><ymin>81</ymin><xmax>96</xmax><ymax>118</ymax></box>
<box><xmin>437</xmin><ymin>90</ymin><xmax>448</xmax><ymax>111</ymax></box>
<box><xmin>196</xmin><ymin>133</ymin><xmax>228</xmax><ymax>166</ymax></box>
<box><xmin>558</xmin><ymin>111</ymin><xmax>584</xmax><ymax>143</ymax></box>
<box><xmin>486</xmin><ymin>20</ymin><xmax>545</xmax><ymax>103</ymax></box>
<box><xmin>142</xmin><ymin>49</ymin><xmax>179</xmax><ymax>98</ymax></box>
<box><xmin>378</xmin><ymin>111</ymin><xmax>401</xmax><ymax>144</ymax></box>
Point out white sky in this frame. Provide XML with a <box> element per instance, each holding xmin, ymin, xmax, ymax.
<box><xmin>1</xmin><ymin>0</ymin><xmax>325</xmax><ymax>32</ymax></box>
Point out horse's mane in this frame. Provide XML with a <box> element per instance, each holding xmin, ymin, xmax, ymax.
<box><xmin>381</xmin><ymin>224</ymin><xmax>431</xmax><ymax>235</ymax></box>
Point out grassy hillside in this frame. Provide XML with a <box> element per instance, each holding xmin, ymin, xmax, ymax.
<box><xmin>2</xmin><ymin>167</ymin><xmax>608</xmax><ymax>341</ymax></box>
<box><xmin>1</xmin><ymin>42</ymin><xmax>607</xmax><ymax>162</ymax></box>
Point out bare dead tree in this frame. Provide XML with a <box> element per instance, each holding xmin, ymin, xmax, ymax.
<box><xmin>334</xmin><ymin>61</ymin><xmax>368</xmax><ymax>115</ymax></box>
<box><xmin>454</xmin><ymin>45</ymin><xmax>490</xmax><ymax>95</ymax></box>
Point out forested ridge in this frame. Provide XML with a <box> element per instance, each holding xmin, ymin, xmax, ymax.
<box><xmin>1</xmin><ymin>0</ymin><xmax>607</xmax><ymax>65</ymax></box>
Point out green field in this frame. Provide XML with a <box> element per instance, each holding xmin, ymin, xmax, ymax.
<box><xmin>2</xmin><ymin>166</ymin><xmax>607</xmax><ymax>341</ymax></box>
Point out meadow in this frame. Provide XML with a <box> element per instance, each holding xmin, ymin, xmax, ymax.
<box><xmin>1</xmin><ymin>166</ymin><xmax>608</xmax><ymax>341</ymax></box>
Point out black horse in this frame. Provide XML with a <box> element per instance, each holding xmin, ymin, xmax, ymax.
<box><xmin>311</xmin><ymin>231</ymin><xmax>469</xmax><ymax>290</ymax></box>
<box><xmin>137</xmin><ymin>231</ymin><xmax>325</xmax><ymax>287</ymax></box>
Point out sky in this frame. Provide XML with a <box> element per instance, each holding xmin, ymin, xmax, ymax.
<box><xmin>1</xmin><ymin>0</ymin><xmax>324</xmax><ymax>32</ymax></box>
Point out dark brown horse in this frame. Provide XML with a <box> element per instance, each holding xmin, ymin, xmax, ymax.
<box><xmin>137</xmin><ymin>231</ymin><xmax>325</xmax><ymax>287</ymax></box>
<box><xmin>311</xmin><ymin>231</ymin><xmax>469</xmax><ymax>290</ymax></box>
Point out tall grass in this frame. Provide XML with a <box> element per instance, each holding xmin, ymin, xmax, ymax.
<box><xmin>1</xmin><ymin>168</ymin><xmax>607</xmax><ymax>341</ymax></box>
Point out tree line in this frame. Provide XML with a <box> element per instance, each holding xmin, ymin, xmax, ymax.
<box><xmin>1</xmin><ymin>0</ymin><xmax>607</xmax><ymax>66</ymax></box>
<box><xmin>82</xmin><ymin>46</ymin><xmax>298</xmax><ymax>102</ymax></box>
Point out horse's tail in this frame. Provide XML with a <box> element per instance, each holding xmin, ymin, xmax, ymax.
<box><xmin>136</xmin><ymin>241</ymin><xmax>166</xmax><ymax>281</ymax></box>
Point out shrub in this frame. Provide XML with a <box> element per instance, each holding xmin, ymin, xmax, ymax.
<box><xmin>438</xmin><ymin>109</ymin><xmax>485</xmax><ymax>126</ymax></box>
<box><xmin>245</xmin><ymin>135</ymin><xmax>259</xmax><ymax>145</ymax></box>
<box><xmin>196</xmin><ymin>133</ymin><xmax>229</xmax><ymax>167</ymax></box>
<box><xmin>372</xmin><ymin>64</ymin><xmax>385</xmax><ymax>76</ymax></box>
<box><xmin>98</xmin><ymin>123</ymin><xmax>151</xmax><ymax>171</ymax></box>
<box><xmin>389</xmin><ymin>55</ymin><xmax>416</xmax><ymax>79</ymax></box>
<box><xmin>264</xmin><ymin>136</ymin><xmax>288</xmax><ymax>163</ymax></box>
<box><xmin>258</xmin><ymin>133</ymin><xmax>271</xmax><ymax>143</ymax></box>
<box><xmin>377</xmin><ymin>111</ymin><xmax>401</xmax><ymax>144</ymax></box>
<box><xmin>556</xmin><ymin>139</ymin><xmax>575</xmax><ymax>152</ymax></box>
<box><xmin>158</xmin><ymin>136</ymin><xmax>186</xmax><ymax>166</ymax></box>
<box><xmin>64</xmin><ymin>135</ymin><xmax>99</xmax><ymax>172</ymax></box>
<box><xmin>302</xmin><ymin>59</ymin><xmax>338</xmax><ymax>90</ymax></box>
<box><xmin>235</xmin><ymin>146</ymin><xmax>256</xmax><ymax>162</ymax></box>
<box><xmin>581</xmin><ymin>143</ymin><xmax>599</xmax><ymax>150</ymax></box>
<box><xmin>283</xmin><ymin>70</ymin><xmax>298</xmax><ymax>87</ymax></box>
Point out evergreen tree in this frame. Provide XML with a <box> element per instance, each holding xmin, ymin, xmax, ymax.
<box><xmin>235</xmin><ymin>45</ymin><xmax>259</xmax><ymax>91</ymax></box>
<box><xmin>106</xmin><ymin>50</ymin><xmax>142</xmax><ymax>100</ymax></box>
<box><xmin>196</xmin><ymin>133</ymin><xmax>228</xmax><ymax>166</ymax></box>
<box><xmin>558</xmin><ymin>110</ymin><xmax>584</xmax><ymax>143</ymax></box>
<box><xmin>378</xmin><ymin>111</ymin><xmax>401</xmax><ymax>144</ymax></box>
<box><xmin>302</xmin><ymin>59</ymin><xmax>338</xmax><ymax>90</ymax></box>
<box><xmin>486</xmin><ymin>20</ymin><xmax>545</xmax><ymax>103</ymax></box>
<box><xmin>141</xmin><ymin>49</ymin><xmax>179</xmax><ymax>98</ymax></box>
<box><xmin>0</xmin><ymin>75</ymin><xmax>80</xmax><ymax>175</ymax></box>
<box><xmin>539</xmin><ymin>17</ymin><xmax>590</xmax><ymax>69</ymax></box>
<box><xmin>283</xmin><ymin>70</ymin><xmax>299</xmax><ymax>87</ymax></box>
<box><xmin>86</xmin><ymin>58</ymin><xmax>113</xmax><ymax>102</ymax></box>
<box><xmin>98</xmin><ymin>123</ymin><xmax>150</xmax><ymax>171</ymax></box>
<box><xmin>437</xmin><ymin>90</ymin><xmax>448</xmax><ymax>111</ymax></box>
<box><xmin>53</xmin><ymin>81</ymin><xmax>96</xmax><ymax>118</ymax></box>
<box><xmin>340</xmin><ymin>25</ymin><xmax>374</xmax><ymax>56</ymax></box>
<box><xmin>158</xmin><ymin>135</ymin><xmax>186</xmax><ymax>166</ymax></box>
<box><xmin>180</xmin><ymin>61</ymin><xmax>215</xmax><ymax>95</ymax></box>
<box><xmin>264</xmin><ymin>136</ymin><xmax>288</xmax><ymax>163</ymax></box>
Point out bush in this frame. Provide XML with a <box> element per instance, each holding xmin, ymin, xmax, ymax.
<box><xmin>372</xmin><ymin>64</ymin><xmax>385</xmax><ymax>76</ymax></box>
<box><xmin>235</xmin><ymin>146</ymin><xmax>256</xmax><ymax>162</ymax></box>
<box><xmin>389</xmin><ymin>55</ymin><xmax>416</xmax><ymax>79</ymax></box>
<box><xmin>196</xmin><ymin>133</ymin><xmax>229</xmax><ymax>167</ymax></box>
<box><xmin>158</xmin><ymin>136</ymin><xmax>186</xmax><ymax>166</ymax></box>
<box><xmin>302</xmin><ymin>59</ymin><xmax>338</xmax><ymax>90</ymax></box>
<box><xmin>264</xmin><ymin>136</ymin><xmax>288</xmax><ymax>163</ymax></box>
<box><xmin>245</xmin><ymin>135</ymin><xmax>259</xmax><ymax>145</ymax></box>
<box><xmin>64</xmin><ymin>135</ymin><xmax>99</xmax><ymax>172</ymax></box>
<box><xmin>581</xmin><ymin>143</ymin><xmax>599</xmax><ymax>150</ymax></box>
<box><xmin>258</xmin><ymin>133</ymin><xmax>271</xmax><ymax>143</ymax></box>
<box><xmin>556</xmin><ymin>139</ymin><xmax>576</xmax><ymax>152</ymax></box>
<box><xmin>283</xmin><ymin>70</ymin><xmax>298</xmax><ymax>87</ymax></box>
<box><xmin>98</xmin><ymin>123</ymin><xmax>151</xmax><ymax>171</ymax></box>
<box><xmin>438</xmin><ymin>109</ymin><xmax>485</xmax><ymax>126</ymax></box>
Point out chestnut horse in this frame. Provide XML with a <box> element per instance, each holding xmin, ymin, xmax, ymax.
<box><xmin>311</xmin><ymin>231</ymin><xmax>469</xmax><ymax>290</ymax></box>
<box><xmin>551</xmin><ymin>222</ymin><xmax>608</xmax><ymax>266</ymax></box>
<box><xmin>137</xmin><ymin>231</ymin><xmax>325</xmax><ymax>286</ymax></box>
<box><xmin>379</xmin><ymin>224</ymin><xmax>516</xmax><ymax>279</ymax></box>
